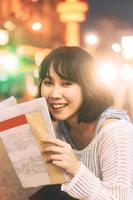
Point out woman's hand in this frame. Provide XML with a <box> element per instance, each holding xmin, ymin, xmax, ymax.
<box><xmin>41</xmin><ymin>138</ymin><xmax>81</xmax><ymax>177</ymax></box>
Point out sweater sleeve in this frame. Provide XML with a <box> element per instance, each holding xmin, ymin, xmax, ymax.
<box><xmin>61</xmin><ymin>120</ymin><xmax>133</xmax><ymax>200</ymax></box>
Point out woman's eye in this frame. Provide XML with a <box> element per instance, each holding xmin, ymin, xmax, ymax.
<box><xmin>63</xmin><ymin>81</ymin><xmax>73</xmax><ymax>87</ymax></box>
<box><xmin>42</xmin><ymin>80</ymin><xmax>52</xmax><ymax>86</ymax></box>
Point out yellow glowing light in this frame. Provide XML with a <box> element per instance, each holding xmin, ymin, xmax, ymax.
<box><xmin>0</xmin><ymin>29</ymin><xmax>9</xmax><ymax>45</ymax></box>
<box><xmin>59</xmin><ymin>13</ymin><xmax>86</xmax><ymax>22</ymax></box>
<box><xmin>4</xmin><ymin>21</ymin><xmax>15</xmax><ymax>31</ymax></box>
<box><xmin>57</xmin><ymin>1</ymin><xmax>88</xmax><ymax>22</ymax></box>
<box><xmin>32</xmin><ymin>22</ymin><xmax>42</xmax><ymax>31</ymax></box>
<box><xmin>98</xmin><ymin>61</ymin><xmax>118</xmax><ymax>85</ymax></box>
<box><xmin>112</xmin><ymin>43</ymin><xmax>121</xmax><ymax>53</ymax></box>
<box><xmin>65</xmin><ymin>22</ymin><xmax>80</xmax><ymax>46</ymax></box>
<box><xmin>120</xmin><ymin>64</ymin><xmax>133</xmax><ymax>81</ymax></box>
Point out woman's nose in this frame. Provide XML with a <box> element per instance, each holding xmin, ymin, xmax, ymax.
<box><xmin>49</xmin><ymin>85</ymin><xmax>62</xmax><ymax>98</ymax></box>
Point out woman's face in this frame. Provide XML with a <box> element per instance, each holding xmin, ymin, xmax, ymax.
<box><xmin>41</xmin><ymin>66</ymin><xmax>83</xmax><ymax>122</ymax></box>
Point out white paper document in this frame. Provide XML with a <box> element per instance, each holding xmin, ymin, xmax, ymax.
<box><xmin>0</xmin><ymin>96</ymin><xmax>17</xmax><ymax>110</ymax></box>
<box><xmin>0</xmin><ymin>97</ymin><xmax>65</xmax><ymax>188</ymax></box>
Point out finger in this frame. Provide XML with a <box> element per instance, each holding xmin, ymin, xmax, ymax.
<box><xmin>46</xmin><ymin>154</ymin><xmax>65</xmax><ymax>163</ymax></box>
<box><xmin>52</xmin><ymin>160</ymin><xmax>66</xmax><ymax>169</ymax></box>
<box><xmin>41</xmin><ymin>138</ymin><xmax>69</xmax><ymax>147</ymax></box>
<box><xmin>45</xmin><ymin>156</ymin><xmax>52</xmax><ymax>163</ymax></box>
<box><xmin>50</xmin><ymin>154</ymin><xmax>68</xmax><ymax>161</ymax></box>
<box><xmin>44</xmin><ymin>146</ymin><xmax>63</xmax><ymax>154</ymax></box>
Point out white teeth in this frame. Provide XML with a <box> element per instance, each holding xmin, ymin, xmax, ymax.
<box><xmin>52</xmin><ymin>104</ymin><xmax>65</xmax><ymax>109</ymax></box>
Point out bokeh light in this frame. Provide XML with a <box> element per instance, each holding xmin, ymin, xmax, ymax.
<box><xmin>120</xmin><ymin>64</ymin><xmax>133</xmax><ymax>81</ymax></box>
<box><xmin>112</xmin><ymin>43</ymin><xmax>121</xmax><ymax>53</ymax></box>
<box><xmin>121</xmin><ymin>36</ymin><xmax>133</xmax><ymax>60</ymax></box>
<box><xmin>0</xmin><ymin>29</ymin><xmax>9</xmax><ymax>45</ymax></box>
<box><xmin>32</xmin><ymin>22</ymin><xmax>42</xmax><ymax>31</ymax></box>
<box><xmin>0</xmin><ymin>53</ymin><xmax>18</xmax><ymax>72</ymax></box>
<box><xmin>86</xmin><ymin>34</ymin><xmax>98</xmax><ymax>45</ymax></box>
<box><xmin>97</xmin><ymin>61</ymin><xmax>118</xmax><ymax>85</ymax></box>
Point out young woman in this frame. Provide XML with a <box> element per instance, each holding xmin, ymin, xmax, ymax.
<box><xmin>38</xmin><ymin>46</ymin><xmax>133</xmax><ymax>200</ymax></box>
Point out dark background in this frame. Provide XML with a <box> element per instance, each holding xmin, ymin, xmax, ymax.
<box><xmin>87</xmin><ymin>0</ymin><xmax>133</xmax><ymax>27</ymax></box>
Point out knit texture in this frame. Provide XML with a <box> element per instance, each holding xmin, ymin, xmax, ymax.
<box><xmin>61</xmin><ymin>119</ymin><xmax>133</xmax><ymax>200</ymax></box>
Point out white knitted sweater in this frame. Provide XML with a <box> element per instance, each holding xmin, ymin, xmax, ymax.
<box><xmin>61</xmin><ymin>119</ymin><xmax>133</xmax><ymax>200</ymax></box>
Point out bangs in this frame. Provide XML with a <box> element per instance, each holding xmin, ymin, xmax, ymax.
<box><xmin>39</xmin><ymin>51</ymin><xmax>79</xmax><ymax>83</ymax></box>
<box><xmin>52</xmin><ymin>55</ymin><xmax>78</xmax><ymax>82</ymax></box>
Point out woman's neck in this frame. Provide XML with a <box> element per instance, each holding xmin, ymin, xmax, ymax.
<box><xmin>66</xmin><ymin>119</ymin><xmax>97</xmax><ymax>150</ymax></box>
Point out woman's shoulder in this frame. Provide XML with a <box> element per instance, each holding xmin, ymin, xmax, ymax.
<box><xmin>98</xmin><ymin>119</ymin><xmax>133</xmax><ymax>143</ymax></box>
<box><xmin>97</xmin><ymin>106</ymin><xmax>132</xmax><ymax>134</ymax></box>
<box><xmin>95</xmin><ymin>119</ymin><xmax>133</xmax><ymax>163</ymax></box>
<box><xmin>100</xmin><ymin>118</ymin><xmax>133</xmax><ymax>130</ymax></box>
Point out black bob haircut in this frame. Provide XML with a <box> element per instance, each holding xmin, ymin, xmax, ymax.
<box><xmin>38</xmin><ymin>46</ymin><xmax>113</xmax><ymax>123</ymax></box>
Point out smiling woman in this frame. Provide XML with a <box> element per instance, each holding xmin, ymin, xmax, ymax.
<box><xmin>35</xmin><ymin>46</ymin><xmax>133</xmax><ymax>200</ymax></box>
<box><xmin>41</xmin><ymin>66</ymin><xmax>83</xmax><ymax>122</ymax></box>
<box><xmin>38</xmin><ymin>46</ymin><xmax>112</xmax><ymax>123</ymax></box>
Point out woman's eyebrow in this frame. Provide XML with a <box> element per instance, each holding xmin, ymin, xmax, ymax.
<box><xmin>44</xmin><ymin>75</ymin><xmax>52</xmax><ymax>79</ymax></box>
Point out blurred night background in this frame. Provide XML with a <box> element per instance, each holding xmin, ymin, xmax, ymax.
<box><xmin>0</xmin><ymin>0</ymin><xmax>133</xmax><ymax>119</ymax></box>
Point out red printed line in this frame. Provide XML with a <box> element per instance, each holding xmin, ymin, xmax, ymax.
<box><xmin>0</xmin><ymin>115</ymin><xmax>27</xmax><ymax>132</ymax></box>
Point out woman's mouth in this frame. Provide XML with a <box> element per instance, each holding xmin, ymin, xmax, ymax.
<box><xmin>50</xmin><ymin>103</ymin><xmax>67</xmax><ymax>111</ymax></box>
